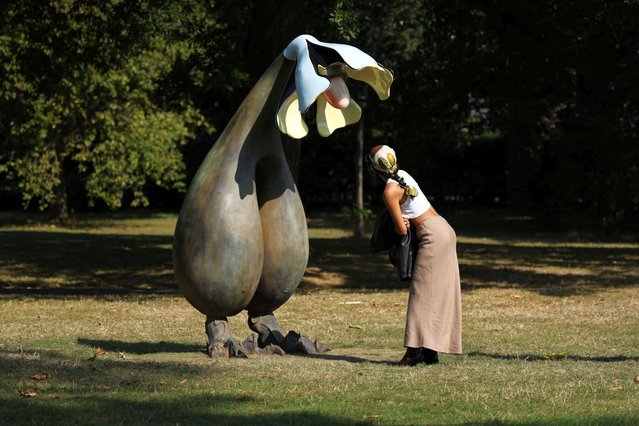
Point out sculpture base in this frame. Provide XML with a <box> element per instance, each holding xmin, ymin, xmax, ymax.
<box><xmin>205</xmin><ymin>317</ymin><xmax>249</xmax><ymax>358</ymax></box>
<box><xmin>204</xmin><ymin>313</ymin><xmax>331</xmax><ymax>358</ymax></box>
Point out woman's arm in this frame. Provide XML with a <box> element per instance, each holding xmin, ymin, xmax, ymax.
<box><xmin>383</xmin><ymin>183</ymin><xmax>408</xmax><ymax>235</ymax></box>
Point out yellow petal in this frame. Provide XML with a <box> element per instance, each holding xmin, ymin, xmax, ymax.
<box><xmin>346</xmin><ymin>65</ymin><xmax>393</xmax><ymax>100</ymax></box>
<box><xmin>277</xmin><ymin>91</ymin><xmax>309</xmax><ymax>139</ymax></box>
<box><xmin>316</xmin><ymin>95</ymin><xmax>362</xmax><ymax>137</ymax></box>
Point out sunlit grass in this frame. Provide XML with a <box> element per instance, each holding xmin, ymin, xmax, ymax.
<box><xmin>1</xmin><ymin>209</ymin><xmax>638</xmax><ymax>425</ymax></box>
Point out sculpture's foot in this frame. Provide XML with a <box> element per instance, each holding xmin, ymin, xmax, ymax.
<box><xmin>241</xmin><ymin>334</ymin><xmax>286</xmax><ymax>356</ymax></box>
<box><xmin>205</xmin><ymin>317</ymin><xmax>249</xmax><ymax>358</ymax></box>
<box><xmin>247</xmin><ymin>312</ymin><xmax>331</xmax><ymax>355</ymax></box>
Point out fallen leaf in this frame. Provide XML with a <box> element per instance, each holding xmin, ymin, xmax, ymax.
<box><xmin>634</xmin><ymin>375</ymin><xmax>639</xmax><ymax>384</ymax></box>
<box><xmin>159</xmin><ymin>380</ymin><xmax>166</xmax><ymax>385</ymax></box>
<box><xmin>88</xmin><ymin>347</ymin><xmax>108</xmax><ymax>361</ymax></box>
<box><xmin>117</xmin><ymin>352</ymin><xmax>126</xmax><ymax>359</ymax></box>
<box><xmin>180</xmin><ymin>379</ymin><xmax>188</xmax><ymax>385</ymax></box>
<box><xmin>348</xmin><ymin>325</ymin><xmax>364</xmax><ymax>330</ymax></box>
<box><xmin>544</xmin><ymin>352</ymin><xmax>566</xmax><ymax>359</ymax></box>
<box><xmin>18</xmin><ymin>389</ymin><xmax>37</xmax><ymax>398</ymax></box>
<box><xmin>96</xmin><ymin>384</ymin><xmax>110</xmax><ymax>390</ymax></box>
<box><xmin>32</xmin><ymin>374</ymin><xmax>50</xmax><ymax>381</ymax></box>
<box><xmin>608</xmin><ymin>386</ymin><xmax>624</xmax><ymax>391</ymax></box>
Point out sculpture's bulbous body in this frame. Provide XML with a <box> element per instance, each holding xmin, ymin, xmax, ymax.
<box><xmin>172</xmin><ymin>56</ymin><xmax>308</xmax><ymax>318</ymax></box>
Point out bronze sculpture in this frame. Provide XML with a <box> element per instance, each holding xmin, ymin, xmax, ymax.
<box><xmin>173</xmin><ymin>35</ymin><xmax>393</xmax><ymax>357</ymax></box>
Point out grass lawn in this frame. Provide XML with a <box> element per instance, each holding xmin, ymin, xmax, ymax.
<box><xmin>1</xmin><ymin>209</ymin><xmax>638</xmax><ymax>425</ymax></box>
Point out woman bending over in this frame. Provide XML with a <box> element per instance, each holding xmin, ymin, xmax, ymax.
<box><xmin>368</xmin><ymin>145</ymin><xmax>462</xmax><ymax>366</ymax></box>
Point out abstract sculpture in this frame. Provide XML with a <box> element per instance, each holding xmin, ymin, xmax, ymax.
<box><xmin>172</xmin><ymin>35</ymin><xmax>394</xmax><ymax>357</ymax></box>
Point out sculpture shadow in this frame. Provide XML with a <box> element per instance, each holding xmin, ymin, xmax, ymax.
<box><xmin>77</xmin><ymin>338</ymin><xmax>203</xmax><ymax>355</ymax></box>
<box><xmin>468</xmin><ymin>351</ymin><xmax>639</xmax><ymax>363</ymax></box>
<box><xmin>234</xmin><ymin>56</ymin><xmax>296</xmax><ymax>202</ymax></box>
<box><xmin>298</xmin><ymin>352</ymin><xmax>395</xmax><ymax>365</ymax></box>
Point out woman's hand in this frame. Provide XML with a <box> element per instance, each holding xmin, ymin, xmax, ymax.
<box><xmin>403</xmin><ymin>217</ymin><xmax>410</xmax><ymax>229</ymax></box>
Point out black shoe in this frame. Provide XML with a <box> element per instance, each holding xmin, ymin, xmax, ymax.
<box><xmin>421</xmin><ymin>348</ymin><xmax>439</xmax><ymax>364</ymax></box>
<box><xmin>398</xmin><ymin>347</ymin><xmax>423</xmax><ymax>366</ymax></box>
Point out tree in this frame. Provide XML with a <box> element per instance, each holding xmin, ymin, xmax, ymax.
<box><xmin>468</xmin><ymin>1</ymin><xmax>639</xmax><ymax>229</ymax></box>
<box><xmin>0</xmin><ymin>1</ymin><xmax>214</xmax><ymax>220</ymax></box>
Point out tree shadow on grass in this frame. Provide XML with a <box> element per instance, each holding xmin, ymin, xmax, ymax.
<box><xmin>0</xmin><ymin>348</ymin><xmax>372</xmax><ymax>426</ymax></box>
<box><xmin>458</xmin><ymin>241</ymin><xmax>639</xmax><ymax>296</ymax></box>
<box><xmin>0</xmin><ymin>230</ymin><xmax>177</xmax><ymax>294</ymax></box>
<box><xmin>301</xmin><ymin>236</ymin><xmax>404</xmax><ymax>291</ymax></box>
<box><xmin>300</xmin><ymin>236</ymin><xmax>639</xmax><ymax>297</ymax></box>
<box><xmin>0</xmin><ymin>394</ymin><xmax>372</xmax><ymax>426</ymax></box>
<box><xmin>2</xmin><ymin>219</ymin><xmax>637</xmax><ymax>298</ymax></box>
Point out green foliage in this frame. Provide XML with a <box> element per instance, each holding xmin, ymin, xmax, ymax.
<box><xmin>0</xmin><ymin>1</ymin><xmax>213</xmax><ymax>213</ymax></box>
<box><xmin>339</xmin><ymin>203</ymin><xmax>375</xmax><ymax>228</ymax></box>
<box><xmin>328</xmin><ymin>0</ymin><xmax>362</xmax><ymax>41</ymax></box>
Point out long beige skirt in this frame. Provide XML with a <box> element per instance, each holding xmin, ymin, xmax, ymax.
<box><xmin>404</xmin><ymin>215</ymin><xmax>462</xmax><ymax>354</ymax></box>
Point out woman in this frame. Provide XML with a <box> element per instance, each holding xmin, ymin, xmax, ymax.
<box><xmin>368</xmin><ymin>145</ymin><xmax>462</xmax><ymax>366</ymax></box>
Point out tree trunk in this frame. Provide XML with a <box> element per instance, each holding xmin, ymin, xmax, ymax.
<box><xmin>50</xmin><ymin>143</ymin><xmax>70</xmax><ymax>223</ymax></box>
<box><xmin>52</xmin><ymin>168</ymin><xmax>70</xmax><ymax>223</ymax></box>
<box><xmin>354</xmin><ymin>113</ymin><xmax>366</xmax><ymax>237</ymax></box>
<box><xmin>505</xmin><ymin>115</ymin><xmax>538</xmax><ymax>212</ymax></box>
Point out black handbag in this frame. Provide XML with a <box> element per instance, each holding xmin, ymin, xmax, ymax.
<box><xmin>370</xmin><ymin>209</ymin><xmax>418</xmax><ymax>282</ymax></box>
<box><xmin>370</xmin><ymin>209</ymin><xmax>399</xmax><ymax>252</ymax></box>
<box><xmin>388</xmin><ymin>227</ymin><xmax>418</xmax><ymax>281</ymax></box>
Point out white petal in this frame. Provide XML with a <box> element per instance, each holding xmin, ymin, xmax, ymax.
<box><xmin>316</xmin><ymin>95</ymin><xmax>362</xmax><ymax>137</ymax></box>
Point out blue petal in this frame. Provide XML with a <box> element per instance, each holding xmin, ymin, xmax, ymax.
<box><xmin>283</xmin><ymin>35</ymin><xmax>330</xmax><ymax>113</ymax></box>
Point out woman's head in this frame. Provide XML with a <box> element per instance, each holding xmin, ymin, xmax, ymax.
<box><xmin>368</xmin><ymin>145</ymin><xmax>398</xmax><ymax>175</ymax></box>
